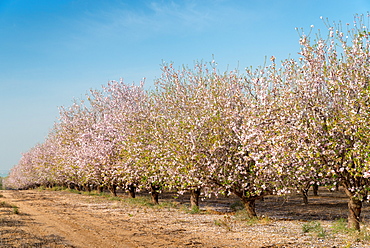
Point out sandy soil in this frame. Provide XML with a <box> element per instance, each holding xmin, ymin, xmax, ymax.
<box><xmin>0</xmin><ymin>188</ymin><xmax>370</xmax><ymax>248</ymax></box>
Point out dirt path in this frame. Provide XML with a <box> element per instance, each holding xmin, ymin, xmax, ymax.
<box><xmin>0</xmin><ymin>189</ymin><xmax>369</xmax><ymax>247</ymax></box>
<box><xmin>1</xmin><ymin>190</ymin><xmax>137</xmax><ymax>247</ymax></box>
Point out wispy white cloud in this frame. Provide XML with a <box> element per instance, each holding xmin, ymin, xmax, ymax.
<box><xmin>72</xmin><ymin>0</ymin><xmax>259</xmax><ymax>42</ymax></box>
<box><xmin>147</xmin><ymin>0</ymin><xmax>213</xmax><ymax>31</ymax></box>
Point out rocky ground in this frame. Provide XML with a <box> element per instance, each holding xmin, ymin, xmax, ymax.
<box><xmin>0</xmin><ymin>188</ymin><xmax>369</xmax><ymax>247</ymax></box>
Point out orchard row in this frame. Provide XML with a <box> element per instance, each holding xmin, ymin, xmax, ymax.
<box><xmin>5</xmin><ymin>15</ymin><xmax>370</xmax><ymax>229</ymax></box>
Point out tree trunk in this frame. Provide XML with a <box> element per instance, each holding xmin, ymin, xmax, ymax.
<box><xmin>242</xmin><ymin>198</ymin><xmax>257</xmax><ymax>217</ymax></box>
<box><xmin>312</xmin><ymin>184</ymin><xmax>319</xmax><ymax>196</ymax></box>
<box><xmin>232</xmin><ymin>189</ymin><xmax>260</xmax><ymax>218</ymax></box>
<box><xmin>190</xmin><ymin>188</ymin><xmax>201</xmax><ymax>208</ymax></box>
<box><xmin>150</xmin><ymin>185</ymin><xmax>159</xmax><ymax>205</ymax></box>
<box><xmin>301</xmin><ymin>188</ymin><xmax>309</xmax><ymax>205</ymax></box>
<box><xmin>83</xmin><ymin>184</ymin><xmax>91</xmax><ymax>192</ymax></box>
<box><xmin>97</xmin><ymin>185</ymin><xmax>103</xmax><ymax>193</ymax></box>
<box><xmin>128</xmin><ymin>184</ymin><xmax>136</xmax><ymax>198</ymax></box>
<box><xmin>348</xmin><ymin>197</ymin><xmax>362</xmax><ymax>230</ymax></box>
<box><xmin>109</xmin><ymin>184</ymin><xmax>117</xmax><ymax>197</ymax></box>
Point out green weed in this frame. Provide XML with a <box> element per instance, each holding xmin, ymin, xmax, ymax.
<box><xmin>214</xmin><ymin>215</ymin><xmax>235</xmax><ymax>231</ymax></box>
<box><xmin>187</xmin><ymin>205</ymin><xmax>200</xmax><ymax>214</ymax></box>
<box><xmin>50</xmin><ymin>186</ymin><xmax>67</xmax><ymax>191</ymax></box>
<box><xmin>0</xmin><ymin>201</ymin><xmax>12</xmax><ymax>208</ymax></box>
<box><xmin>331</xmin><ymin>218</ymin><xmax>370</xmax><ymax>242</ymax></box>
<box><xmin>302</xmin><ymin>221</ymin><xmax>326</xmax><ymax>238</ymax></box>
<box><xmin>108</xmin><ymin>196</ymin><xmax>122</xmax><ymax>201</ymax></box>
<box><xmin>67</xmin><ymin>189</ymin><xmax>82</xmax><ymax>194</ymax></box>
<box><xmin>331</xmin><ymin>218</ymin><xmax>349</xmax><ymax>233</ymax></box>
<box><xmin>124</xmin><ymin>196</ymin><xmax>154</xmax><ymax>207</ymax></box>
<box><xmin>230</xmin><ymin>209</ymin><xmax>272</xmax><ymax>226</ymax></box>
<box><xmin>86</xmin><ymin>191</ymin><xmax>109</xmax><ymax>197</ymax></box>
<box><xmin>181</xmin><ymin>204</ymin><xmax>207</xmax><ymax>214</ymax></box>
<box><xmin>12</xmin><ymin>206</ymin><xmax>19</xmax><ymax>214</ymax></box>
<box><xmin>0</xmin><ymin>201</ymin><xmax>19</xmax><ymax>214</ymax></box>
<box><xmin>158</xmin><ymin>200</ymin><xmax>178</xmax><ymax>209</ymax></box>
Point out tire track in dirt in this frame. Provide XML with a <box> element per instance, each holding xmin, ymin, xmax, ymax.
<box><xmin>0</xmin><ymin>190</ymin><xmax>210</xmax><ymax>248</ymax></box>
<box><xmin>0</xmin><ymin>190</ymin><xmax>139</xmax><ymax>247</ymax></box>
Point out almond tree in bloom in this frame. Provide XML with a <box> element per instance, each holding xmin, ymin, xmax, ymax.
<box><xmin>254</xmin><ymin>57</ymin><xmax>332</xmax><ymax>205</ymax></box>
<box><xmin>230</xmin><ymin>63</ymin><xmax>295</xmax><ymax>216</ymax></box>
<box><xmin>55</xmin><ymin>100</ymin><xmax>100</xmax><ymax>191</ymax></box>
<box><xmin>151</xmin><ymin>62</ymin><xmax>284</xmax><ymax>214</ymax></box>
<box><xmin>4</xmin><ymin>133</ymin><xmax>60</xmax><ymax>189</ymax></box>
<box><xmin>280</xmin><ymin>14</ymin><xmax>370</xmax><ymax>230</ymax></box>
<box><xmin>95</xmin><ymin>80</ymin><xmax>149</xmax><ymax>197</ymax></box>
<box><xmin>122</xmin><ymin>92</ymin><xmax>175</xmax><ymax>204</ymax></box>
<box><xmin>85</xmin><ymin>80</ymin><xmax>148</xmax><ymax>196</ymax></box>
<box><xmin>147</xmin><ymin>62</ymin><xmax>222</xmax><ymax>207</ymax></box>
<box><xmin>5</xmin><ymin>147</ymin><xmax>41</xmax><ymax>189</ymax></box>
<box><xmin>55</xmin><ymin>80</ymin><xmax>148</xmax><ymax>196</ymax></box>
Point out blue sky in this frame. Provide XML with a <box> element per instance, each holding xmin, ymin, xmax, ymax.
<box><xmin>1</xmin><ymin>0</ymin><xmax>369</xmax><ymax>175</ymax></box>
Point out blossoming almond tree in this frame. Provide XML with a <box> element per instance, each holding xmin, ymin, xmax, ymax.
<box><xmin>229</xmin><ymin>64</ymin><xmax>295</xmax><ymax>216</ymax></box>
<box><xmin>4</xmin><ymin>131</ymin><xmax>61</xmax><ymax>190</ymax></box>
<box><xmin>281</xmin><ymin>14</ymin><xmax>370</xmax><ymax>230</ymax></box>
<box><xmin>84</xmin><ymin>80</ymin><xmax>148</xmax><ymax>196</ymax></box>
<box><xmin>97</xmin><ymin>80</ymin><xmax>155</xmax><ymax>199</ymax></box>
<box><xmin>147</xmin><ymin>62</ymin><xmax>219</xmax><ymax>206</ymax></box>
<box><xmin>5</xmin><ymin>146</ymin><xmax>41</xmax><ymax>189</ymax></box>
<box><xmin>152</xmin><ymin>61</ymin><xmax>283</xmax><ymax>215</ymax></box>
<box><xmin>260</xmin><ymin>57</ymin><xmax>332</xmax><ymax>205</ymax></box>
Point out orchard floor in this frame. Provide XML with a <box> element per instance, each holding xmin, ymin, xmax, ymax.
<box><xmin>0</xmin><ymin>188</ymin><xmax>370</xmax><ymax>248</ymax></box>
